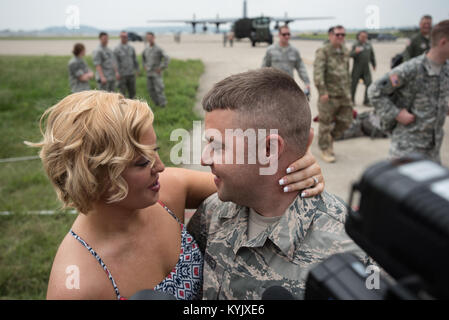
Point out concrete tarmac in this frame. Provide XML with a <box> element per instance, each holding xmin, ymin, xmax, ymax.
<box><xmin>1</xmin><ymin>34</ymin><xmax>447</xmax><ymax>203</ymax></box>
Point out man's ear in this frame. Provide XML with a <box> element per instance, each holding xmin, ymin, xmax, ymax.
<box><xmin>306</xmin><ymin>128</ymin><xmax>314</xmax><ymax>150</ymax></box>
<box><xmin>265</xmin><ymin>134</ymin><xmax>285</xmax><ymax>158</ymax></box>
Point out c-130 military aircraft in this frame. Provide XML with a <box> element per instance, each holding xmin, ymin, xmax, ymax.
<box><xmin>147</xmin><ymin>0</ymin><xmax>333</xmax><ymax>46</ymax></box>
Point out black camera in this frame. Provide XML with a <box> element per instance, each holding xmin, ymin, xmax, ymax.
<box><xmin>305</xmin><ymin>156</ymin><xmax>449</xmax><ymax>300</ymax></box>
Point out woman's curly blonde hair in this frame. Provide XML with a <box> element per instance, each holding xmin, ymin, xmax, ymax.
<box><xmin>26</xmin><ymin>90</ymin><xmax>157</xmax><ymax>213</ymax></box>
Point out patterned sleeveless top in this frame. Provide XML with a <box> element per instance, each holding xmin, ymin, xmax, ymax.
<box><xmin>69</xmin><ymin>201</ymin><xmax>203</xmax><ymax>300</ymax></box>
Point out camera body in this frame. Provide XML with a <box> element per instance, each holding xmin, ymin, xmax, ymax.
<box><xmin>306</xmin><ymin>156</ymin><xmax>449</xmax><ymax>299</ymax></box>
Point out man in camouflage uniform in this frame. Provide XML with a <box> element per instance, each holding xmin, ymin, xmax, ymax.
<box><xmin>368</xmin><ymin>20</ymin><xmax>449</xmax><ymax>163</ymax></box>
<box><xmin>403</xmin><ymin>15</ymin><xmax>432</xmax><ymax>61</ymax></box>
<box><xmin>114</xmin><ymin>31</ymin><xmax>139</xmax><ymax>98</ymax></box>
<box><xmin>313</xmin><ymin>25</ymin><xmax>352</xmax><ymax>163</ymax></box>
<box><xmin>188</xmin><ymin>68</ymin><xmax>370</xmax><ymax>300</ymax></box>
<box><xmin>93</xmin><ymin>32</ymin><xmax>119</xmax><ymax>92</ymax></box>
<box><xmin>142</xmin><ymin>32</ymin><xmax>169</xmax><ymax>107</ymax></box>
<box><xmin>262</xmin><ymin>25</ymin><xmax>311</xmax><ymax>95</ymax></box>
<box><xmin>68</xmin><ymin>43</ymin><xmax>93</xmax><ymax>93</ymax></box>
<box><xmin>350</xmin><ymin>31</ymin><xmax>376</xmax><ymax>106</ymax></box>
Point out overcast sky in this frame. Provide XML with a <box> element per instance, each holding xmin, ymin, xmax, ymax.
<box><xmin>1</xmin><ymin>0</ymin><xmax>448</xmax><ymax>31</ymax></box>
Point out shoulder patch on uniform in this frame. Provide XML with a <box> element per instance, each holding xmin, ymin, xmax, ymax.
<box><xmin>389</xmin><ymin>74</ymin><xmax>400</xmax><ymax>87</ymax></box>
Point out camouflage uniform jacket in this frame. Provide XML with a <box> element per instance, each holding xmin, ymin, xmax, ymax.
<box><xmin>368</xmin><ymin>54</ymin><xmax>449</xmax><ymax>162</ymax></box>
<box><xmin>68</xmin><ymin>56</ymin><xmax>90</xmax><ymax>93</ymax></box>
<box><xmin>313</xmin><ymin>43</ymin><xmax>351</xmax><ymax>98</ymax></box>
<box><xmin>142</xmin><ymin>44</ymin><xmax>169</xmax><ymax>76</ymax></box>
<box><xmin>92</xmin><ymin>45</ymin><xmax>116</xmax><ymax>81</ymax></box>
<box><xmin>188</xmin><ymin>192</ymin><xmax>369</xmax><ymax>300</ymax></box>
<box><xmin>113</xmin><ymin>43</ymin><xmax>139</xmax><ymax>77</ymax></box>
<box><xmin>403</xmin><ymin>33</ymin><xmax>430</xmax><ymax>61</ymax></box>
<box><xmin>261</xmin><ymin>43</ymin><xmax>310</xmax><ymax>85</ymax></box>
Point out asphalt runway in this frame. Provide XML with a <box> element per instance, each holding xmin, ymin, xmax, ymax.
<box><xmin>1</xmin><ymin>34</ymin><xmax>448</xmax><ymax>202</ymax></box>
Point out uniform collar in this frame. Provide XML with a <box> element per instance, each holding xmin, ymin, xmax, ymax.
<box><xmin>422</xmin><ymin>54</ymin><xmax>449</xmax><ymax>76</ymax></box>
<box><xmin>226</xmin><ymin>194</ymin><xmax>319</xmax><ymax>261</ymax></box>
<box><xmin>326</xmin><ymin>43</ymin><xmax>347</xmax><ymax>54</ymax></box>
<box><xmin>276</xmin><ymin>42</ymin><xmax>290</xmax><ymax>49</ymax></box>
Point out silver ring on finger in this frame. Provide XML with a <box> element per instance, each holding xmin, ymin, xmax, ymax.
<box><xmin>312</xmin><ymin>176</ymin><xmax>319</xmax><ymax>186</ymax></box>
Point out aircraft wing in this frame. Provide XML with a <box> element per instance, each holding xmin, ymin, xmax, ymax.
<box><xmin>271</xmin><ymin>16</ymin><xmax>334</xmax><ymax>23</ymax></box>
<box><xmin>147</xmin><ymin>18</ymin><xmax>238</xmax><ymax>24</ymax></box>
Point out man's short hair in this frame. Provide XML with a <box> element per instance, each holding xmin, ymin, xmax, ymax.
<box><xmin>333</xmin><ymin>25</ymin><xmax>344</xmax><ymax>32</ymax></box>
<box><xmin>431</xmin><ymin>19</ymin><xmax>449</xmax><ymax>47</ymax></box>
<box><xmin>328</xmin><ymin>26</ymin><xmax>335</xmax><ymax>34</ymax></box>
<box><xmin>357</xmin><ymin>30</ymin><xmax>368</xmax><ymax>40</ymax></box>
<box><xmin>279</xmin><ymin>25</ymin><xmax>289</xmax><ymax>33</ymax></box>
<box><xmin>146</xmin><ymin>32</ymin><xmax>155</xmax><ymax>37</ymax></box>
<box><xmin>421</xmin><ymin>15</ymin><xmax>432</xmax><ymax>22</ymax></box>
<box><xmin>99</xmin><ymin>31</ymin><xmax>108</xmax><ymax>38</ymax></box>
<box><xmin>202</xmin><ymin>68</ymin><xmax>311</xmax><ymax>156</ymax></box>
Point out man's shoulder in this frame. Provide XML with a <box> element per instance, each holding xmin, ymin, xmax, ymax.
<box><xmin>309</xmin><ymin>191</ymin><xmax>348</xmax><ymax>225</ymax></box>
<box><xmin>153</xmin><ymin>44</ymin><xmax>164</xmax><ymax>51</ymax></box>
<box><xmin>396</xmin><ymin>54</ymin><xmax>425</xmax><ymax>74</ymax></box>
<box><xmin>314</xmin><ymin>46</ymin><xmax>326</xmax><ymax>61</ymax></box>
<box><xmin>113</xmin><ymin>44</ymin><xmax>125</xmax><ymax>52</ymax></box>
<box><xmin>410</xmin><ymin>33</ymin><xmax>425</xmax><ymax>43</ymax></box>
<box><xmin>287</xmin><ymin>44</ymin><xmax>299</xmax><ymax>52</ymax></box>
<box><xmin>266</xmin><ymin>44</ymin><xmax>277</xmax><ymax>52</ymax></box>
<box><xmin>316</xmin><ymin>43</ymin><xmax>328</xmax><ymax>53</ymax></box>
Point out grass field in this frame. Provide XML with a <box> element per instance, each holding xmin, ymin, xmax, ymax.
<box><xmin>0</xmin><ymin>55</ymin><xmax>204</xmax><ymax>299</ymax></box>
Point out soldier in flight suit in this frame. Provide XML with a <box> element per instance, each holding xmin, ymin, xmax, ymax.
<box><xmin>403</xmin><ymin>15</ymin><xmax>433</xmax><ymax>61</ymax></box>
<box><xmin>350</xmin><ymin>31</ymin><xmax>376</xmax><ymax>106</ymax></box>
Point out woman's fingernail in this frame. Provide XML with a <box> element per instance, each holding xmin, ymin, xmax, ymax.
<box><xmin>279</xmin><ymin>178</ymin><xmax>285</xmax><ymax>186</ymax></box>
<box><xmin>283</xmin><ymin>186</ymin><xmax>289</xmax><ymax>193</ymax></box>
<box><xmin>301</xmin><ymin>192</ymin><xmax>307</xmax><ymax>198</ymax></box>
<box><xmin>286</xmin><ymin>167</ymin><xmax>293</xmax><ymax>174</ymax></box>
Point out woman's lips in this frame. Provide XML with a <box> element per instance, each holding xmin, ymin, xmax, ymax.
<box><xmin>149</xmin><ymin>180</ymin><xmax>160</xmax><ymax>192</ymax></box>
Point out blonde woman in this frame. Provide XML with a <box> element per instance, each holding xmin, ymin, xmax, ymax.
<box><xmin>28</xmin><ymin>91</ymin><xmax>324</xmax><ymax>300</ymax></box>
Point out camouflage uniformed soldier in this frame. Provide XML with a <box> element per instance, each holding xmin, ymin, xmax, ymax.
<box><xmin>93</xmin><ymin>32</ymin><xmax>119</xmax><ymax>92</ymax></box>
<box><xmin>368</xmin><ymin>20</ymin><xmax>449</xmax><ymax>163</ymax></box>
<box><xmin>188</xmin><ymin>68</ymin><xmax>370</xmax><ymax>300</ymax></box>
<box><xmin>142</xmin><ymin>32</ymin><xmax>169</xmax><ymax>107</ymax></box>
<box><xmin>313</xmin><ymin>25</ymin><xmax>352</xmax><ymax>163</ymax></box>
<box><xmin>350</xmin><ymin>31</ymin><xmax>376</xmax><ymax>106</ymax></box>
<box><xmin>403</xmin><ymin>15</ymin><xmax>432</xmax><ymax>61</ymax></box>
<box><xmin>262</xmin><ymin>26</ymin><xmax>311</xmax><ymax>94</ymax></box>
<box><xmin>68</xmin><ymin>43</ymin><xmax>93</xmax><ymax>93</ymax></box>
<box><xmin>114</xmin><ymin>31</ymin><xmax>139</xmax><ymax>98</ymax></box>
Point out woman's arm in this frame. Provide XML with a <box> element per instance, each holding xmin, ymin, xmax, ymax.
<box><xmin>158</xmin><ymin>167</ymin><xmax>215</xmax><ymax>223</ymax></box>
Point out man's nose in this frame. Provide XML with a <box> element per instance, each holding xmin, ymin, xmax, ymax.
<box><xmin>201</xmin><ymin>145</ymin><xmax>213</xmax><ymax>167</ymax></box>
